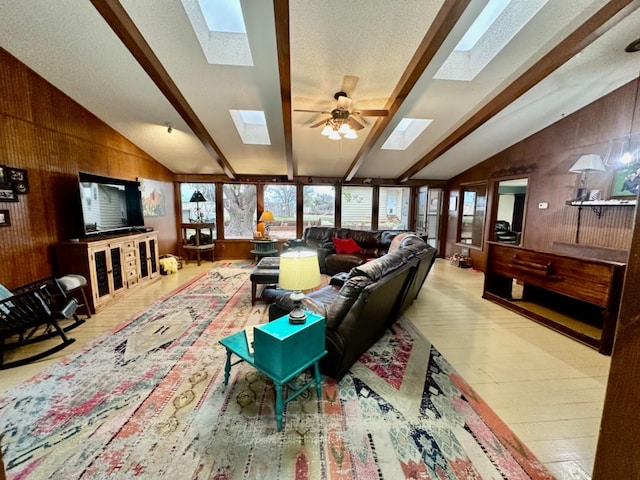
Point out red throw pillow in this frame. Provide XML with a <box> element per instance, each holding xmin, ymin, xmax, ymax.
<box><xmin>333</xmin><ymin>237</ymin><xmax>361</xmax><ymax>254</ymax></box>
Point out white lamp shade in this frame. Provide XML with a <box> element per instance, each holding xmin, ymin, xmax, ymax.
<box><xmin>278</xmin><ymin>250</ymin><xmax>321</xmax><ymax>291</ymax></box>
<box><xmin>328</xmin><ymin>130</ymin><xmax>341</xmax><ymax>140</ymax></box>
<box><xmin>321</xmin><ymin>124</ymin><xmax>332</xmax><ymax>136</ymax></box>
<box><xmin>569</xmin><ymin>154</ymin><xmax>606</xmax><ymax>173</ymax></box>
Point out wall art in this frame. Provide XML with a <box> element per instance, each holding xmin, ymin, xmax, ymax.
<box><xmin>0</xmin><ymin>209</ymin><xmax>9</xmax><ymax>226</ymax></box>
<box><xmin>6</xmin><ymin>167</ymin><xmax>29</xmax><ymax>194</ymax></box>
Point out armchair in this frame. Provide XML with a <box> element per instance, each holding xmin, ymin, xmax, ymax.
<box><xmin>494</xmin><ymin>220</ymin><xmax>520</xmax><ymax>244</ymax></box>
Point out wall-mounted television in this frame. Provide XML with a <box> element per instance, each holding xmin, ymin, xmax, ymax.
<box><xmin>77</xmin><ymin>172</ymin><xmax>145</xmax><ymax>237</ymax></box>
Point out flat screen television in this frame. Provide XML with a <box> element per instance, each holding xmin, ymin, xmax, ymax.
<box><xmin>77</xmin><ymin>172</ymin><xmax>145</xmax><ymax>237</ymax></box>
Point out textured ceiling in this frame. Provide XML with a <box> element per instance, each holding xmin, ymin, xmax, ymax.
<box><xmin>0</xmin><ymin>0</ymin><xmax>639</xmax><ymax>182</ymax></box>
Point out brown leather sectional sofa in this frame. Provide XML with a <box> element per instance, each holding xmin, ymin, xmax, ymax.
<box><xmin>287</xmin><ymin>226</ymin><xmax>420</xmax><ymax>275</ymax></box>
<box><xmin>270</xmin><ymin>233</ymin><xmax>437</xmax><ymax>379</ymax></box>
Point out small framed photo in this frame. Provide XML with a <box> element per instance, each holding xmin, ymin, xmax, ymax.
<box><xmin>5</xmin><ymin>167</ymin><xmax>29</xmax><ymax>194</ymax></box>
<box><xmin>0</xmin><ymin>209</ymin><xmax>9</xmax><ymax>226</ymax></box>
<box><xmin>0</xmin><ymin>185</ymin><xmax>17</xmax><ymax>202</ymax></box>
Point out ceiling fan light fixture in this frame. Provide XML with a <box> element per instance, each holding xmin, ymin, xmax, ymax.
<box><xmin>344</xmin><ymin>129</ymin><xmax>358</xmax><ymax>139</ymax></box>
<box><xmin>321</xmin><ymin>124</ymin><xmax>333</xmax><ymax>136</ymax></box>
<box><xmin>328</xmin><ymin>130</ymin><xmax>341</xmax><ymax>140</ymax></box>
<box><xmin>338</xmin><ymin>123</ymin><xmax>351</xmax><ymax>134</ymax></box>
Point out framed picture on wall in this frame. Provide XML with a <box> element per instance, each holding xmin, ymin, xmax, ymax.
<box><xmin>6</xmin><ymin>167</ymin><xmax>29</xmax><ymax>194</ymax></box>
<box><xmin>610</xmin><ymin>164</ymin><xmax>640</xmax><ymax>198</ymax></box>
<box><xmin>0</xmin><ymin>209</ymin><xmax>9</xmax><ymax>226</ymax></box>
<box><xmin>0</xmin><ymin>184</ymin><xmax>17</xmax><ymax>202</ymax></box>
<box><xmin>139</xmin><ymin>178</ymin><xmax>167</xmax><ymax>217</ymax></box>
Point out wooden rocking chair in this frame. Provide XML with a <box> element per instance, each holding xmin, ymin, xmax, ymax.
<box><xmin>0</xmin><ymin>277</ymin><xmax>85</xmax><ymax>369</ymax></box>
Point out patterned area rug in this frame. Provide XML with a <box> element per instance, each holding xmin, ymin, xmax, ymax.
<box><xmin>0</xmin><ymin>264</ymin><xmax>554</xmax><ymax>479</ymax></box>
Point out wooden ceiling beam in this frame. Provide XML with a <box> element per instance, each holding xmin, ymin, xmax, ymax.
<box><xmin>89</xmin><ymin>0</ymin><xmax>237</xmax><ymax>179</ymax></box>
<box><xmin>343</xmin><ymin>0</ymin><xmax>472</xmax><ymax>182</ymax></box>
<box><xmin>396</xmin><ymin>0</ymin><xmax>640</xmax><ymax>183</ymax></box>
<box><xmin>273</xmin><ymin>0</ymin><xmax>294</xmax><ymax>181</ymax></box>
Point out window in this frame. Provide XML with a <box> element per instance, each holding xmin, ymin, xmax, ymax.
<box><xmin>303</xmin><ymin>186</ymin><xmax>335</xmax><ymax>227</ymax></box>
<box><xmin>458</xmin><ymin>183</ymin><xmax>487</xmax><ymax>247</ymax></box>
<box><xmin>180</xmin><ymin>183</ymin><xmax>216</xmax><ymax>224</ymax></box>
<box><xmin>264</xmin><ymin>184</ymin><xmax>297</xmax><ymax>239</ymax></box>
<box><xmin>341</xmin><ymin>186</ymin><xmax>373</xmax><ymax>230</ymax></box>
<box><xmin>415</xmin><ymin>187</ymin><xmax>427</xmax><ymax>233</ymax></box>
<box><xmin>223</xmin><ymin>184</ymin><xmax>256</xmax><ymax>238</ymax></box>
<box><xmin>378</xmin><ymin>186</ymin><xmax>410</xmax><ymax>230</ymax></box>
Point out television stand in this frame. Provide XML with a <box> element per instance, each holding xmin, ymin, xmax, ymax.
<box><xmin>56</xmin><ymin>231</ymin><xmax>160</xmax><ymax>313</ymax></box>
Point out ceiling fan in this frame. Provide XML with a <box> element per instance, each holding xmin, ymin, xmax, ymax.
<box><xmin>294</xmin><ymin>79</ymin><xmax>388</xmax><ymax>138</ymax></box>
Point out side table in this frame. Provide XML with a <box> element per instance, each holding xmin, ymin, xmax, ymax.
<box><xmin>250</xmin><ymin>239</ymin><xmax>278</xmax><ymax>262</ymax></box>
<box><xmin>219</xmin><ymin>312</ymin><xmax>326</xmax><ymax>431</ymax></box>
<box><xmin>181</xmin><ymin>223</ymin><xmax>215</xmax><ymax>266</ymax></box>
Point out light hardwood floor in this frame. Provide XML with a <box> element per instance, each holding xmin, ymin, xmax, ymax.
<box><xmin>0</xmin><ymin>259</ymin><xmax>608</xmax><ymax>479</ymax></box>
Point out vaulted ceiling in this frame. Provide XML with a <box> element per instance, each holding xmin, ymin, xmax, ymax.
<box><xmin>1</xmin><ymin>0</ymin><xmax>639</xmax><ymax>183</ymax></box>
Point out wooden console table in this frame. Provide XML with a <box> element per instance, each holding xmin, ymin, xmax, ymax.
<box><xmin>483</xmin><ymin>242</ymin><xmax>626</xmax><ymax>354</ymax></box>
<box><xmin>56</xmin><ymin>231</ymin><xmax>160</xmax><ymax>313</ymax></box>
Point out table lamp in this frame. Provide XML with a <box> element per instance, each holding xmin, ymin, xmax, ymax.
<box><xmin>190</xmin><ymin>190</ymin><xmax>207</xmax><ymax>222</ymax></box>
<box><xmin>569</xmin><ymin>154</ymin><xmax>606</xmax><ymax>201</ymax></box>
<box><xmin>278</xmin><ymin>250</ymin><xmax>321</xmax><ymax>324</ymax></box>
<box><xmin>258</xmin><ymin>210</ymin><xmax>274</xmax><ymax>239</ymax></box>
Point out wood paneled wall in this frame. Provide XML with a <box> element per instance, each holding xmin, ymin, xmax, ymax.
<box><xmin>0</xmin><ymin>48</ymin><xmax>178</xmax><ymax>290</ymax></box>
<box><xmin>445</xmin><ymin>80</ymin><xmax>640</xmax><ymax>267</ymax></box>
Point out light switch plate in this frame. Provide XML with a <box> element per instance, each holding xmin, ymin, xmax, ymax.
<box><xmin>538</xmin><ymin>202</ymin><xmax>549</xmax><ymax>209</ymax></box>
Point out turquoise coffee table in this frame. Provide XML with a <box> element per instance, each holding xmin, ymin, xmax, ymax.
<box><xmin>219</xmin><ymin>311</ymin><xmax>326</xmax><ymax>431</ymax></box>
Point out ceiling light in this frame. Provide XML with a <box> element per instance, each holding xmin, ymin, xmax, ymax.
<box><xmin>338</xmin><ymin>123</ymin><xmax>351</xmax><ymax>134</ymax></box>
<box><xmin>328</xmin><ymin>130</ymin><xmax>341</xmax><ymax>140</ymax></box>
<box><xmin>344</xmin><ymin>129</ymin><xmax>358</xmax><ymax>139</ymax></box>
<box><xmin>321</xmin><ymin>123</ymin><xmax>333</xmax><ymax>136</ymax></box>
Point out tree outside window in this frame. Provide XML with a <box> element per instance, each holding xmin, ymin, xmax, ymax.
<box><xmin>264</xmin><ymin>184</ymin><xmax>297</xmax><ymax>239</ymax></box>
<box><xmin>303</xmin><ymin>185</ymin><xmax>335</xmax><ymax>227</ymax></box>
<box><xmin>223</xmin><ymin>184</ymin><xmax>256</xmax><ymax>238</ymax></box>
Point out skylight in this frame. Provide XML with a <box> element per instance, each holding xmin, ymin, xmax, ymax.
<box><xmin>229</xmin><ymin>110</ymin><xmax>271</xmax><ymax>145</ymax></box>
<box><xmin>455</xmin><ymin>0</ymin><xmax>510</xmax><ymax>51</ymax></box>
<box><xmin>435</xmin><ymin>0</ymin><xmax>547</xmax><ymax>81</ymax></box>
<box><xmin>199</xmin><ymin>0</ymin><xmax>246</xmax><ymax>33</ymax></box>
<box><xmin>381</xmin><ymin>118</ymin><xmax>432</xmax><ymax>151</ymax></box>
<box><xmin>182</xmin><ymin>0</ymin><xmax>253</xmax><ymax>66</ymax></box>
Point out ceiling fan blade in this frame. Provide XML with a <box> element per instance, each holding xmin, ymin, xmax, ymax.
<box><xmin>294</xmin><ymin>109</ymin><xmax>330</xmax><ymax>114</ymax></box>
<box><xmin>341</xmin><ymin>75</ymin><xmax>359</xmax><ymax>96</ymax></box>
<box><xmin>355</xmin><ymin>109</ymin><xmax>389</xmax><ymax>116</ymax></box>
<box><xmin>336</xmin><ymin>95</ymin><xmax>352</xmax><ymax>110</ymax></box>
<box><xmin>347</xmin><ymin>116</ymin><xmax>365</xmax><ymax>131</ymax></box>
<box><xmin>309</xmin><ymin>116</ymin><xmax>331</xmax><ymax>128</ymax></box>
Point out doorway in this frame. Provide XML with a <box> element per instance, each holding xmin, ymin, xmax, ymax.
<box><xmin>494</xmin><ymin>178</ymin><xmax>528</xmax><ymax>245</ymax></box>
